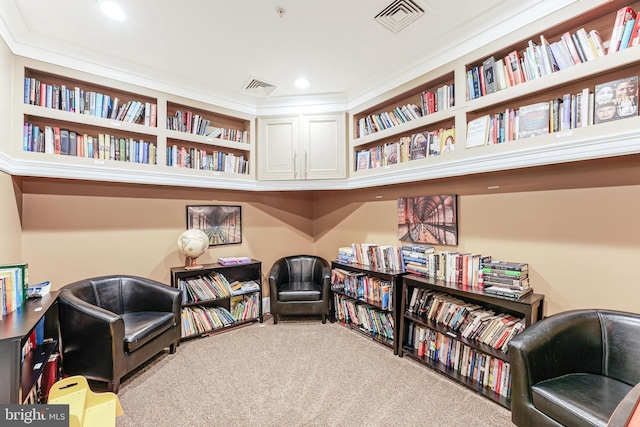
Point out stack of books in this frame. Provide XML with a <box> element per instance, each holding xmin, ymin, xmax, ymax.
<box><xmin>218</xmin><ymin>257</ymin><xmax>251</xmax><ymax>266</ymax></box>
<box><xmin>336</xmin><ymin>247</ymin><xmax>356</xmax><ymax>264</ymax></box>
<box><xmin>480</xmin><ymin>260</ymin><xmax>531</xmax><ymax>300</ymax></box>
<box><xmin>401</xmin><ymin>244</ymin><xmax>435</xmax><ymax>276</ymax></box>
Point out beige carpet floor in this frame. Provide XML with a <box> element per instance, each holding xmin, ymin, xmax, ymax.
<box><xmin>115</xmin><ymin>319</ymin><xmax>514</xmax><ymax>426</ymax></box>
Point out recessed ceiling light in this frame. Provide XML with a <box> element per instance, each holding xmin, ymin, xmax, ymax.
<box><xmin>99</xmin><ymin>1</ymin><xmax>126</xmax><ymax>21</ymax></box>
<box><xmin>294</xmin><ymin>78</ymin><xmax>310</xmax><ymax>89</ymax></box>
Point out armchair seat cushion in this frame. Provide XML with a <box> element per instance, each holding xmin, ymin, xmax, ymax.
<box><xmin>277</xmin><ymin>282</ymin><xmax>322</xmax><ymax>302</ymax></box>
<box><xmin>533</xmin><ymin>373</ymin><xmax>631</xmax><ymax>427</ymax></box>
<box><xmin>123</xmin><ymin>312</ymin><xmax>177</xmax><ymax>352</ymax></box>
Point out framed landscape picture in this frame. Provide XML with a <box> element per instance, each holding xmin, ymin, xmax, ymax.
<box><xmin>186</xmin><ymin>205</ymin><xmax>242</xmax><ymax>246</ymax></box>
<box><xmin>397</xmin><ymin>195</ymin><xmax>458</xmax><ymax>245</ymax></box>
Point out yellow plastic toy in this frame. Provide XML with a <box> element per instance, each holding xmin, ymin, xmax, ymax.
<box><xmin>47</xmin><ymin>375</ymin><xmax>123</xmax><ymax>427</ymax></box>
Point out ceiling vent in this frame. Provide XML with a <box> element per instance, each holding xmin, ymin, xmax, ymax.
<box><xmin>243</xmin><ymin>78</ymin><xmax>277</xmax><ymax>96</ymax></box>
<box><xmin>374</xmin><ymin>0</ymin><xmax>425</xmax><ymax>33</ymax></box>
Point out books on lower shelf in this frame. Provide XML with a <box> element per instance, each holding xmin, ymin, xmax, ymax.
<box><xmin>178</xmin><ymin>271</ymin><xmax>235</xmax><ymax>303</ymax></box>
<box><xmin>333</xmin><ymin>293</ymin><xmax>394</xmax><ymax>341</ymax></box>
<box><xmin>331</xmin><ymin>268</ymin><xmax>393</xmax><ymax>310</ymax></box>
<box><xmin>405</xmin><ymin>321</ymin><xmax>514</xmax><ymax>398</ymax></box>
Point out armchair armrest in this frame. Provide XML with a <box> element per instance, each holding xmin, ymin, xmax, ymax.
<box><xmin>508</xmin><ymin>310</ymin><xmax>604</xmax><ymax>424</ymax></box>
<box><xmin>268</xmin><ymin>259</ymin><xmax>289</xmax><ymax>304</ymax></box>
<box><xmin>58</xmin><ymin>290</ymin><xmax>125</xmax><ymax>380</ymax></box>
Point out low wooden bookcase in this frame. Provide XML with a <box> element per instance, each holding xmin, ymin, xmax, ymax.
<box><xmin>399</xmin><ymin>274</ymin><xmax>544</xmax><ymax>408</ymax></box>
<box><xmin>170</xmin><ymin>260</ymin><xmax>263</xmax><ymax>340</ymax></box>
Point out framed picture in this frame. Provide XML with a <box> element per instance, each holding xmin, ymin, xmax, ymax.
<box><xmin>397</xmin><ymin>195</ymin><xmax>458</xmax><ymax>245</ymax></box>
<box><xmin>186</xmin><ymin>205</ymin><xmax>242</xmax><ymax>246</ymax></box>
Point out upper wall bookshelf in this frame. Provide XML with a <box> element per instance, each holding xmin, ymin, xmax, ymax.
<box><xmin>347</xmin><ymin>0</ymin><xmax>640</xmax><ymax>184</ymax></box>
<box><xmin>12</xmin><ymin>56</ymin><xmax>256</xmax><ymax>186</ymax></box>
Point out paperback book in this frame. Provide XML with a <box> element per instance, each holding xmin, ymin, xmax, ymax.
<box><xmin>593</xmin><ymin>76</ymin><xmax>638</xmax><ymax>124</ymax></box>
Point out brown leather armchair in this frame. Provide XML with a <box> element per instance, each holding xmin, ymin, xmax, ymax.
<box><xmin>58</xmin><ymin>275</ymin><xmax>181</xmax><ymax>393</ymax></box>
<box><xmin>508</xmin><ymin>309</ymin><xmax>640</xmax><ymax>427</ymax></box>
<box><xmin>268</xmin><ymin>255</ymin><xmax>331</xmax><ymax>324</ymax></box>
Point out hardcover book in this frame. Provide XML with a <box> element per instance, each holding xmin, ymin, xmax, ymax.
<box><xmin>517</xmin><ymin>102</ymin><xmax>550</xmax><ymax>139</ymax></box>
<box><xmin>482</xmin><ymin>56</ymin><xmax>497</xmax><ymax>94</ymax></box>
<box><xmin>594</xmin><ymin>76</ymin><xmax>638</xmax><ymax>124</ymax></box>
<box><xmin>409</xmin><ymin>132</ymin><xmax>428</xmax><ymax>160</ymax></box>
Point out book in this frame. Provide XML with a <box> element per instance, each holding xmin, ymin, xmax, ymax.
<box><xmin>482</xmin><ymin>56</ymin><xmax>497</xmax><ymax>94</ymax></box>
<box><xmin>594</xmin><ymin>76</ymin><xmax>638</xmax><ymax>124</ymax></box>
<box><xmin>484</xmin><ymin>286</ymin><xmax>533</xmax><ymax>300</ymax></box>
<box><xmin>517</xmin><ymin>102</ymin><xmax>550</xmax><ymax>139</ymax></box>
<box><xmin>630</xmin><ymin>16</ymin><xmax>640</xmax><ymax>46</ymax></box>
<box><xmin>356</xmin><ymin>150</ymin><xmax>370</xmax><ymax>171</ymax></box>
<box><xmin>440</xmin><ymin>127</ymin><xmax>455</xmax><ymax>155</ymax></box>
<box><xmin>619</xmin><ymin>19</ymin><xmax>636</xmax><ymax>50</ymax></box>
<box><xmin>466</xmin><ymin>115</ymin><xmax>490</xmax><ymax>148</ymax></box>
<box><xmin>218</xmin><ymin>256</ymin><xmax>251</xmax><ymax>266</ymax></box>
<box><xmin>409</xmin><ymin>132</ymin><xmax>428</xmax><ymax>160</ymax></box>
<box><xmin>609</xmin><ymin>7</ymin><xmax>637</xmax><ymax>54</ymax></box>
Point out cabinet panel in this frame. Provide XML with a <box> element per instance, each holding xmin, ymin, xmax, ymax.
<box><xmin>303</xmin><ymin>113</ymin><xmax>346</xmax><ymax>180</ymax></box>
<box><xmin>258</xmin><ymin>117</ymin><xmax>297</xmax><ymax>180</ymax></box>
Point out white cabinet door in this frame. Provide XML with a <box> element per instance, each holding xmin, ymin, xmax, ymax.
<box><xmin>258</xmin><ymin>116</ymin><xmax>298</xmax><ymax>180</ymax></box>
<box><xmin>258</xmin><ymin>113</ymin><xmax>345</xmax><ymax>181</ymax></box>
<box><xmin>302</xmin><ymin>113</ymin><xmax>346</xmax><ymax>180</ymax></box>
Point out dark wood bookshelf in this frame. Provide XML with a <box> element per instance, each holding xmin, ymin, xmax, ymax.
<box><xmin>330</xmin><ymin>260</ymin><xmax>405</xmax><ymax>354</ymax></box>
<box><xmin>399</xmin><ymin>274</ymin><xmax>545</xmax><ymax>409</ymax></box>
<box><xmin>170</xmin><ymin>260</ymin><xmax>263</xmax><ymax>340</ymax></box>
<box><xmin>0</xmin><ymin>292</ymin><xmax>59</xmax><ymax>404</ymax></box>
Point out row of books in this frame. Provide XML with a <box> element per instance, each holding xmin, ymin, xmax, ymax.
<box><xmin>468</xmin><ymin>23</ymin><xmax>614</xmax><ymax>100</ymax></box>
<box><xmin>23</xmin><ymin>77</ymin><xmax>157</xmax><ymax>127</ymax></box>
<box><xmin>166</xmin><ymin>146</ymin><xmax>249</xmax><ymax>174</ymax></box>
<box><xmin>229</xmin><ymin>280</ymin><xmax>261</xmax><ymax>296</ymax></box>
<box><xmin>333</xmin><ymin>294</ymin><xmax>395</xmax><ymax>340</ymax></box>
<box><xmin>355</xmin><ymin>103</ymin><xmax>423</xmax><ymax>139</ymax></box>
<box><xmin>420</xmin><ymin>84</ymin><xmax>455</xmax><ymax>116</ymax></box>
<box><xmin>407</xmin><ymin>287</ymin><xmax>526</xmax><ymax>350</ymax></box>
<box><xmin>355</xmin><ymin>127</ymin><xmax>456</xmax><ymax>171</ymax></box>
<box><xmin>1</xmin><ymin>262</ymin><xmax>29</xmax><ymax>318</ymax></box>
<box><xmin>181</xmin><ymin>305</ymin><xmax>236</xmax><ymax>337</ymax></box>
<box><xmin>166</xmin><ymin>110</ymin><xmax>249</xmax><ymax>144</ymax></box>
<box><xmin>404</xmin><ymin>249</ymin><xmax>492</xmax><ymax>289</ymax></box>
<box><xmin>467</xmin><ymin>90</ymin><xmax>590</xmax><ymax>147</ymax></box>
<box><xmin>337</xmin><ymin>243</ymin><xmax>404</xmax><ymax>271</ymax></box>
<box><xmin>228</xmin><ymin>294</ymin><xmax>260</xmax><ymax>322</ymax></box>
<box><xmin>177</xmin><ymin>271</ymin><xmax>236</xmax><ymax>303</ymax></box>
<box><xmin>405</xmin><ymin>323</ymin><xmax>512</xmax><ymax>397</ymax></box>
<box><xmin>23</xmin><ymin>123</ymin><xmax>157</xmax><ymax>164</ymax></box>
<box><xmin>466</xmin><ymin>75</ymin><xmax>638</xmax><ymax>147</ymax></box>
<box><xmin>609</xmin><ymin>7</ymin><xmax>640</xmax><ymax>54</ymax></box>
<box><xmin>331</xmin><ymin>268</ymin><xmax>393</xmax><ymax>310</ymax></box>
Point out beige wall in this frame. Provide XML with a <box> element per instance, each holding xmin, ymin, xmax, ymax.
<box><xmin>314</xmin><ymin>186</ymin><xmax>640</xmax><ymax>316</ymax></box>
<box><xmin>20</xmin><ymin>183</ymin><xmax>315</xmax><ymax>293</ymax></box>
<box><xmin>0</xmin><ymin>172</ymin><xmax>22</xmax><ymax>263</ymax></box>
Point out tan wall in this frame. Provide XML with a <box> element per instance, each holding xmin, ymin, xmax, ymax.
<box><xmin>314</xmin><ymin>184</ymin><xmax>640</xmax><ymax>316</ymax></box>
<box><xmin>21</xmin><ymin>184</ymin><xmax>315</xmax><ymax>292</ymax></box>
<box><xmin>0</xmin><ymin>172</ymin><xmax>22</xmax><ymax>263</ymax></box>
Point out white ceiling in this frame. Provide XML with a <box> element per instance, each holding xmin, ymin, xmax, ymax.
<box><xmin>0</xmin><ymin>0</ymin><xmax>578</xmax><ymax>114</ymax></box>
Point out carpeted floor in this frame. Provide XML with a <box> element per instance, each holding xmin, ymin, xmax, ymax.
<box><xmin>115</xmin><ymin>319</ymin><xmax>514</xmax><ymax>426</ymax></box>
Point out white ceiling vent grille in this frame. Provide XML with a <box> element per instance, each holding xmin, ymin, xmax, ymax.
<box><xmin>375</xmin><ymin>0</ymin><xmax>425</xmax><ymax>33</ymax></box>
<box><xmin>243</xmin><ymin>78</ymin><xmax>277</xmax><ymax>96</ymax></box>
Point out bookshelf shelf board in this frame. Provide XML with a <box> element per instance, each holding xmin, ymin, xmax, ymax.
<box><xmin>21</xmin><ymin>340</ymin><xmax>57</xmax><ymax>402</ymax></box>
<box><xmin>401</xmin><ymin>346</ymin><xmax>510</xmax><ymax>409</ymax></box>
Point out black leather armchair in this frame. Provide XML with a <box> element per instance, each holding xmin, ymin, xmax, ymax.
<box><xmin>58</xmin><ymin>275</ymin><xmax>181</xmax><ymax>393</ymax></box>
<box><xmin>268</xmin><ymin>255</ymin><xmax>331</xmax><ymax>324</ymax></box>
<box><xmin>508</xmin><ymin>309</ymin><xmax>640</xmax><ymax>427</ymax></box>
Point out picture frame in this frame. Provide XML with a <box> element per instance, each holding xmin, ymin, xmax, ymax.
<box><xmin>186</xmin><ymin>205</ymin><xmax>242</xmax><ymax>246</ymax></box>
<box><xmin>397</xmin><ymin>195</ymin><xmax>458</xmax><ymax>245</ymax></box>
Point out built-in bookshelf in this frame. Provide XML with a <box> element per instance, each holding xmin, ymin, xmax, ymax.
<box><xmin>348</xmin><ymin>1</ymin><xmax>640</xmax><ymax>185</ymax></box>
<box><xmin>0</xmin><ymin>292</ymin><xmax>59</xmax><ymax>404</ymax></box>
<box><xmin>399</xmin><ymin>274</ymin><xmax>544</xmax><ymax>408</ymax></box>
<box><xmin>330</xmin><ymin>261</ymin><xmax>405</xmax><ymax>354</ymax></box>
<box><xmin>170</xmin><ymin>261</ymin><xmax>263</xmax><ymax>340</ymax></box>
<box><xmin>12</xmin><ymin>56</ymin><xmax>256</xmax><ymax>188</ymax></box>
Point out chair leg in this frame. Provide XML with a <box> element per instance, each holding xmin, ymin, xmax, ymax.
<box><xmin>322</xmin><ymin>314</ymin><xmax>327</xmax><ymax>324</ymax></box>
<box><xmin>108</xmin><ymin>378</ymin><xmax>120</xmax><ymax>394</ymax></box>
<box><xmin>273</xmin><ymin>314</ymin><xmax>278</xmax><ymax>324</ymax></box>
<box><xmin>169</xmin><ymin>342</ymin><xmax>177</xmax><ymax>354</ymax></box>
